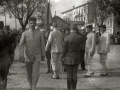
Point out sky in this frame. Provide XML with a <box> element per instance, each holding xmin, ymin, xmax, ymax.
<box><xmin>0</xmin><ymin>0</ymin><xmax>88</xmax><ymax>29</ymax></box>
<box><xmin>50</xmin><ymin>0</ymin><xmax>88</xmax><ymax>17</ymax></box>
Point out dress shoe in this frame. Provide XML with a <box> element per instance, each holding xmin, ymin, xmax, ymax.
<box><xmin>52</xmin><ymin>76</ymin><xmax>59</xmax><ymax>79</ymax></box>
<box><xmin>84</xmin><ymin>74</ymin><xmax>91</xmax><ymax>77</ymax></box>
<box><xmin>84</xmin><ymin>72</ymin><xmax>94</xmax><ymax>78</ymax></box>
<box><xmin>100</xmin><ymin>73</ymin><xmax>108</xmax><ymax>76</ymax></box>
<box><xmin>90</xmin><ymin>72</ymin><xmax>94</xmax><ymax>75</ymax></box>
<box><xmin>46</xmin><ymin>71</ymin><xmax>50</xmax><ymax>74</ymax></box>
<box><xmin>81</xmin><ymin>68</ymin><xmax>86</xmax><ymax>71</ymax></box>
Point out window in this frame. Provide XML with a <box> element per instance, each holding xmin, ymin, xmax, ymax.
<box><xmin>81</xmin><ymin>17</ymin><xmax>83</xmax><ymax>21</ymax></box>
<box><xmin>84</xmin><ymin>17</ymin><xmax>86</xmax><ymax>21</ymax></box>
<box><xmin>107</xmin><ymin>20</ymin><xmax>110</xmax><ymax>26</ymax></box>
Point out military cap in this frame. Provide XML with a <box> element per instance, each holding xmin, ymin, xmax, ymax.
<box><xmin>100</xmin><ymin>25</ymin><xmax>106</xmax><ymax>29</ymax></box>
<box><xmin>52</xmin><ymin>22</ymin><xmax>58</xmax><ymax>27</ymax></box>
<box><xmin>70</xmin><ymin>23</ymin><xmax>78</xmax><ymax>30</ymax></box>
<box><xmin>29</xmin><ymin>17</ymin><xmax>36</xmax><ymax>22</ymax></box>
<box><xmin>86</xmin><ymin>25</ymin><xmax>92</xmax><ymax>29</ymax></box>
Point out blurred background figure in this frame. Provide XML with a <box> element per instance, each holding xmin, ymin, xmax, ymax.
<box><xmin>84</xmin><ymin>25</ymin><xmax>96</xmax><ymax>77</ymax></box>
<box><xmin>78</xmin><ymin>26</ymin><xmax>87</xmax><ymax>71</ymax></box>
<box><xmin>97</xmin><ymin>25</ymin><xmax>110</xmax><ymax>76</ymax></box>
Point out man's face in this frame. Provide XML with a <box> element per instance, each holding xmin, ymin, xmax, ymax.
<box><xmin>100</xmin><ymin>27</ymin><xmax>105</xmax><ymax>33</ymax></box>
<box><xmin>79</xmin><ymin>29</ymin><xmax>84</xmax><ymax>34</ymax></box>
<box><xmin>65</xmin><ymin>30</ymin><xmax>70</xmax><ymax>35</ymax></box>
<box><xmin>29</xmin><ymin>21</ymin><xmax>36</xmax><ymax>30</ymax></box>
<box><xmin>86</xmin><ymin>28</ymin><xmax>92</xmax><ymax>33</ymax></box>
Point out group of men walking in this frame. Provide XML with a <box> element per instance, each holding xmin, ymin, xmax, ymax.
<box><xmin>19</xmin><ymin>17</ymin><xmax>110</xmax><ymax>90</ymax></box>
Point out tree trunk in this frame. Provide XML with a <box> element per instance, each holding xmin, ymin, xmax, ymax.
<box><xmin>21</xmin><ymin>25</ymin><xmax>26</xmax><ymax>32</ymax></box>
<box><xmin>99</xmin><ymin>26</ymin><xmax>101</xmax><ymax>35</ymax></box>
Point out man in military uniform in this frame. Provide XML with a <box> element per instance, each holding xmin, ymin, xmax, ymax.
<box><xmin>45</xmin><ymin>22</ymin><xmax>63</xmax><ymax>79</ymax></box>
<box><xmin>84</xmin><ymin>25</ymin><xmax>96</xmax><ymax>77</ymax></box>
<box><xmin>97</xmin><ymin>25</ymin><xmax>110</xmax><ymax>76</ymax></box>
<box><xmin>0</xmin><ymin>24</ymin><xmax>15</xmax><ymax>90</ymax></box>
<box><xmin>19</xmin><ymin>17</ymin><xmax>45</xmax><ymax>90</ymax></box>
<box><xmin>61</xmin><ymin>23</ymin><xmax>84</xmax><ymax>90</ymax></box>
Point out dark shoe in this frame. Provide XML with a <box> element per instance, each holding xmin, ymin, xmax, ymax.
<box><xmin>56</xmin><ymin>76</ymin><xmax>59</xmax><ymax>79</ymax></box>
<box><xmin>81</xmin><ymin>68</ymin><xmax>86</xmax><ymax>71</ymax></box>
<box><xmin>46</xmin><ymin>71</ymin><xmax>50</xmax><ymax>74</ymax></box>
<box><xmin>90</xmin><ymin>72</ymin><xmax>94</xmax><ymax>75</ymax></box>
<box><xmin>52</xmin><ymin>76</ymin><xmax>57</xmax><ymax>79</ymax></box>
<box><xmin>100</xmin><ymin>73</ymin><xmax>108</xmax><ymax>76</ymax></box>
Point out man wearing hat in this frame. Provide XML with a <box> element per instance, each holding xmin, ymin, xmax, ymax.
<box><xmin>84</xmin><ymin>25</ymin><xmax>96</xmax><ymax>77</ymax></box>
<box><xmin>19</xmin><ymin>17</ymin><xmax>45</xmax><ymax>90</ymax></box>
<box><xmin>61</xmin><ymin>23</ymin><xmax>84</xmax><ymax>90</ymax></box>
<box><xmin>45</xmin><ymin>22</ymin><xmax>63</xmax><ymax>79</ymax></box>
<box><xmin>97</xmin><ymin>25</ymin><xmax>110</xmax><ymax>76</ymax></box>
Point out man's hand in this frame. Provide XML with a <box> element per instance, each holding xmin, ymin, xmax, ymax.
<box><xmin>41</xmin><ymin>56</ymin><xmax>45</xmax><ymax>61</ymax></box>
<box><xmin>20</xmin><ymin>57</ymin><xmax>25</xmax><ymax>63</ymax></box>
<box><xmin>103</xmin><ymin>51</ymin><xmax>107</xmax><ymax>54</ymax></box>
<box><xmin>61</xmin><ymin>58</ymin><xmax>64</xmax><ymax>63</ymax></box>
<box><xmin>90</xmin><ymin>51</ymin><xmax>94</xmax><ymax>57</ymax></box>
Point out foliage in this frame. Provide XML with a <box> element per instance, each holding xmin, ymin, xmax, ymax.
<box><xmin>94</xmin><ymin>0</ymin><xmax>120</xmax><ymax>27</ymax></box>
<box><xmin>1</xmin><ymin>0</ymin><xmax>46</xmax><ymax>31</ymax></box>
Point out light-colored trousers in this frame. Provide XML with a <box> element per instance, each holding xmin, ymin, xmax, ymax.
<box><xmin>85</xmin><ymin>52</ymin><xmax>94</xmax><ymax>75</ymax></box>
<box><xmin>99</xmin><ymin>53</ymin><xmax>108</xmax><ymax>74</ymax></box>
<box><xmin>25</xmin><ymin>54</ymin><xmax>41</xmax><ymax>87</ymax></box>
<box><xmin>51</xmin><ymin>52</ymin><xmax>62</xmax><ymax>77</ymax></box>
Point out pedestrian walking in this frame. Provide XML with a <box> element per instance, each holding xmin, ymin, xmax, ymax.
<box><xmin>84</xmin><ymin>25</ymin><xmax>96</xmax><ymax>77</ymax></box>
<box><xmin>61</xmin><ymin>23</ymin><xmax>84</xmax><ymax>90</ymax></box>
<box><xmin>78</xmin><ymin>27</ymin><xmax>87</xmax><ymax>70</ymax></box>
<box><xmin>45</xmin><ymin>22</ymin><xmax>63</xmax><ymax>79</ymax></box>
<box><xmin>45</xmin><ymin>29</ymin><xmax>52</xmax><ymax>74</ymax></box>
<box><xmin>19</xmin><ymin>17</ymin><xmax>45</xmax><ymax>90</ymax></box>
<box><xmin>97</xmin><ymin>25</ymin><xmax>110</xmax><ymax>76</ymax></box>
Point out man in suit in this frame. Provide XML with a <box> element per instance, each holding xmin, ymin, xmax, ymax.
<box><xmin>78</xmin><ymin>26</ymin><xmax>87</xmax><ymax>70</ymax></box>
<box><xmin>61</xmin><ymin>23</ymin><xmax>84</xmax><ymax>90</ymax></box>
<box><xmin>19</xmin><ymin>17</ymin><xmax>45</xmax><ymax>90</ymax></box>
<box><xmin>45</xmin><ymin>22</ymin><xmax>63</xmax><ymax>79</ymax></box>
<box><xmin>97</xmin><ymin>25</ymin><xmax>110</xmax><ymax>76</ymax></box>
<box><xmin>84</xmin><ymin>25</ymin><xmax>96</xmax><ymax>77</ymax></box>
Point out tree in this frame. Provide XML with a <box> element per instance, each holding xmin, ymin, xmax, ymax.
<box><xmin>109</xmin><ymin>0</ymin><xmax>120</xmax><ymax>26</ymax></box>
<box><xmin>94</xmin><ymin>0</ymin><xmax>120</xmax><ymax>34</ymax></box>
<box><xmin>2</xmin><ymin>0</ymin><xmax>46</xmax><ymax>31</ymax></box>
<box><xmin>94</xmin><ymin>0</ymin><xmax>113</xmax><ymax>34</ymax></box>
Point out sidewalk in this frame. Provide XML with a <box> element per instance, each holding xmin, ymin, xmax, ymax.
<box><xmin>7</xmin><ymin>46</ymin><xmax>120</xmax><ymax>90</ymax></box>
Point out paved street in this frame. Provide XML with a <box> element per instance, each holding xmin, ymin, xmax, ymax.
<box><xmin>7</xmin><ymin>45</ymin><xmax>120</xmax><ymax>90</ymax></box>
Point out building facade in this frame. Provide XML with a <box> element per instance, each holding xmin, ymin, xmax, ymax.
<box><xmin>61</xmin><ymin>1</ymin><xmax>95</xmax><ymax>26</ymax></box>
<box><xmin>61</xmin><ymin>1</ymin><xmax>120</xmax><ymax>34</ymax></box>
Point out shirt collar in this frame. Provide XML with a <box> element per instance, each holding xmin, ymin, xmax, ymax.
<box><xmin>70</xmin><ymin>30</ymin><xmax>77</xmax><ymax>33</ymax></box>
<box><xmin>29</xmin><ymin>28</ymin><xmax>35</xmax><ymax>32</ymax></box>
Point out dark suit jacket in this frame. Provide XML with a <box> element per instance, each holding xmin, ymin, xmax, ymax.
<box><xmin>79</xmin><ymin>33</ymin><xmax>87</xmax><ymax>50</ymax></box>
<box><xmin>62</xmin><ymin>32</ymin><xmax>84</xmax><ymax>65</ymax></box>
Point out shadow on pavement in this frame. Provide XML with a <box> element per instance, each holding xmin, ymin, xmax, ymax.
<box><xmin>7</xmin><ymin>87</ymin><xmax>66</xmax><ymax>90</ymax></box>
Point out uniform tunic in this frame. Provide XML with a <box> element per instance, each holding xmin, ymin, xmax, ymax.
<box><xmin>19</xmin><ymin>29</ymin><xmax>45</xmax><ymax>62</ymax></box>
<box><xmin>62</xmin><ymin>32</ymin><xmax>84</xmax><ymax>65</ymax></box>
